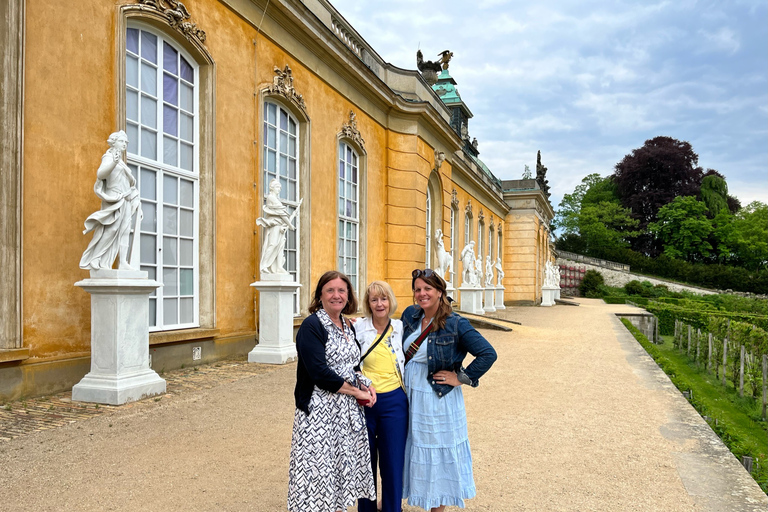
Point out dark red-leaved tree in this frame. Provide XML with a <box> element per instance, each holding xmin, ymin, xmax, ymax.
<box><xmin>612</xmin><ymin>136</ymin><xmax>703</xmax><ymax>255</ymax></box>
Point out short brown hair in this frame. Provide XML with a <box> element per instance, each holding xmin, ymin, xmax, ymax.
<box><xmin>362</xmin><ymin>281</ymin><xmax>398</xmax><ymax>317</ymax></box>
<box><xmin>308</xmin><ymin>270</ymin><xmax>357</xmax><ymax>315</ymax></box>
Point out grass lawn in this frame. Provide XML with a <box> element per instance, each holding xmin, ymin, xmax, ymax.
<box><xmin>621</xmin><ymin>319</ymin><xmax>768</xmax><ymax>494</ymax></box>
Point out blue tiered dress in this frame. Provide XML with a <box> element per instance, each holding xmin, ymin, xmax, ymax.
<box><xmin>402</xmin><ymin>322</ymin><xmax>476</xmax><ymax>510</ymax></box>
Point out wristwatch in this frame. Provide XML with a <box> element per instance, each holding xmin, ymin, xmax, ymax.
<box><xmin>456</xmin><ymin>368</ymin><xmax>473</xmax><ymax>386</ymax></box>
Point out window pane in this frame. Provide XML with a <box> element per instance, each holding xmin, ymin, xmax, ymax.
<box><xmin>180</xmin><ymin>269</ymin><xmax>193</xmax><ymax>295</ymax></box>
<box><xmin>140</xmin><ymin>31</ymin><xmax>157</xmax><ymax>63</ymax></box>
<box><xmin>267</xmin><ymin>126</ymin><xmax>276</xmax><ymax>149</ymax></box>
<box><xmin>267</xmin><ymin>103</ymin><xmax>277</xmax><ymax>124</ymax></box>
<box><xmin>280</xmin><ymin>155</ymin><xmax>287</xmax><ymax>176</ymax></box>
<box><xmin>126</xmin><ymin>123</ymin><xmax>139</xmax><ymax>155</ymax></box>
<box><xmin>148</xmin><ymin>298</ymin><xmax>156</xmax><ymax>327</ymax></box>
<box><xmin>179</xmin><ymin>209</ymin><xmax>193</xmax><ymax>237</ymax></box>
<box><xmin>140</xmin><ymin>128</ymin><xmax>157</xmax><ymax>160</ymax></box>
<box><xmin>126</xmin><ymin>89</ymin><xmax>138</xmax><ymax>121</ymax></box>
<box><xmin>180</xmin><ymin>298</ymin><xmax>194</xmax><ymax>323</ymax></box>
<box><xmin>266</xmin><ymin>149</ymin><xmax>276</xmax><ymax>172</ymax></box>
<box><xmin>180</xmin><ymin>143</ymin><xmax>193</xmax><ymax>171</ymax></box>
<box><xmin>140</xmin><ymin>168</ymin><xmax>156</xmax><ymax>199</ymax></box>
<box><xmin>163</xmin><ymin>73</ymin><xmax>178</xmax><ymax>106</ymax></box>
<box><xmin>289</xmin><ymin>118</ymin><xmax>296</xmax><ymax>135</ymax></box>
<box><xmin>163</xmin><ymin>105</ymin><xmax>178</xmax><ymax>136</ymax></box>
<box><xmin>280</xmin><ymin>110</ymin><xmax>288</xmax><ymax>131</ymax></box>
<box><xmin>288</xmin><ymin>136</ymin><xmax>296</xmax><ymax>156</ymax></box>
<box><xmin>141</xmin><ymin>202</ymin><xmax>156</xmax><ymax>232</ymax></box>
<box><xmin>140</xmin><ymin>234</ymin><xmax>156</xmax><ymax>264</ymax></box>
<box><xmin>288</xmin><ymin>159</ymin><xmax>296</xmax><ymax>179</ymax></box>
<box><xmin>163</xmin><ymin>42</ymin><xmax>178</xmax><ymax>74</ymax></box>
<box><xmin>163</xmin><ymin>237</ymin><xmax>177</xmax><ymax>265</ymax></box>
<box><xmin>180</xmin><ymin>239</ymin><xmax>193</xmax><ymax>266</ymax></box>
<box><xmin>140</xmin><ymin>62</ymin><xmax>156</xmax><ymax>94</ymax></box>
<box><xmin>127</xmin><ymin>56</ymin><xmax>139</xmax><ymax>89</ymax></box>
<box><xmin>163</xmin><ymin>267</ymin><xmax>178</xmax><ymax>295</ymax></box>
<box><xmin>163</xmin><ymin>175</ymin><xmax>177</xmax><ymax>204</ymax></box>
<box><xmin>163</xmin><ymin>135</ymin><xmax>177</xmax><ymax>166</ymax></box>
<box><xmin>163</xmin><ymin>298</ymin><xmax>178</xmax><ymax>325</ymax></box>
<box><xmin>180</xmin><ymin>113</ymin><xmax>193</xmax><ymax>142</ymax></box>
<box><xmin>163</xmin><ymin>205</ymin><xmax>177</xmax><ymax>235</ymax></box>
<box><xmin>141</xmin><ymin>95</ymin><xmax>157</xmax><ymax>129</ymax></box>
<box><xmin>127</xmin><ymin>28</ymin><xmax>139</xmax><ymax>54</ymax></box>
<box><xmin>180</xmin><ymin>180</ymin><xmax>193</xmax><ymax>208</ymax></box>
<box><xmin>180</xmin><ymin>56</ymin><xmax>193</xmax><ymax>83</ymax></box>
<box><xmin>180</xmin><ymin>82</ymin><xmax>193</xmax><ymax>112</ymax></box>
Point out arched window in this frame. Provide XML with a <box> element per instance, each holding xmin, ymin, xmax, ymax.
<box><xmin>464</xmin><ymin>213</ymin><xmax>472</xmax><ymax>247</ymax></box>
<box><xmin>338</xmin><ymin>141</ymin><xmax>359</xmax><ymax>291</ymax></box>
<box><xmin>126</xmin><ymin>25</ymin><xmax>199</xmax><ymax>330</ymax></box>
<box><xmin>425</xmin><ymin>187</ymin><xmax>432</xmax><ymax>268</ymax></box>
<box><xmin>449</xmin><ymin>205</ymin><xmax>456</xmax><ymax>285</ymax></box>
<box><xmin>478</xmin><ymin>219</ymin><xmax>484</xmax><ymax>268</ymax></box>
<box><xmin>488</xmin><ymin>225</ymin><xmax>493</xmax><ymax>267</ymax></box>
<box><xmin>263</xmin><ymin>100</ymin><xmax>301</xmax><ymax>311</ymax></box>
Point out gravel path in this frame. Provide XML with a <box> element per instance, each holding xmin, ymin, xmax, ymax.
<box><xmin>1</xmin><ymin>299</ymin><xmax>765</xmax><ymax>511</ymax></box>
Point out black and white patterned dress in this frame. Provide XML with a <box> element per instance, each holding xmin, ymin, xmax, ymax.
<box><xmin>287</xmin><ymin>309</ymin><xmax>376</xmax><ymax>512</ymax></box>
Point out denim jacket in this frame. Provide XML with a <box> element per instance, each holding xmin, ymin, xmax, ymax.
<box><xmin>401</xmin><ymin>305</ymin><xmax>497</xmax><ymax>398</ymax></box>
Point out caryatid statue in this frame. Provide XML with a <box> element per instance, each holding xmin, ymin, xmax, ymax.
<box><xmin>80</xmin><ymin>130</ymin><xmax>142</xmax><ymax>271</ymax></box>
<box><xmin>485</xmin><ymin>255</ymin><xmax>494</xmax><ymax>287</ymax></box>
<box><xmin>460</xmin><ymin>241</ymin><xmax>476</xmax><ymax>286</ymax></box>
<box><xmin>495</xmin><ymin>257</ymin><xmax>505</xmax><ymax>286</ymax></box>
<box><xmin>257</xmin><ymin>179</ymin><xmax>303</xmax><ymax>275</ymax></box>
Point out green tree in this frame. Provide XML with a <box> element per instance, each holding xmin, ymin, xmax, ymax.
<box><xmin>579</xmin><ymin>201</ymin><xmax>640</xmax><ymax>251</ymax></box>
<box><xmin>730</xmin><ymin>201</ymin><xmax>768</xmax><ymax>271</ymax></box>
<box><xmin>699</xmin><ymin>171</ymin><xmax>729</xmax><ymax>217</ymax></box>
<box><xmin>554</xmin><ymin>173</ymin><xmax>604</xmax><ymax>235</ymax></box>
<box><xmin>649</xmin><ymin>196</ymin><xmax>713</xmax><ymax>262</ymax></box>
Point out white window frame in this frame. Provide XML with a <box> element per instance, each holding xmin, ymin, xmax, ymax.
<box><xmin>338</xmin><ymin>141</ymin><xmax>360</xmax><ymax>292</ymax></box>
<box><xmin>478</xmin><ymin>220</ymin><xmax>484</xmax><ymax>265</ymax></box>
<box><xmin>426</xmin><ymin>187</ymin><xmax>432</xmax><ymax>268</ymax></box>
<box><xmin>126</xmin><ymin>24</ymin><xmax>200</xmax><ymax>331</ymax></box>
<box><xmin>464</xmin><ymin>213</ymin><xmax>472</xmax><ymax>247</ymax></box>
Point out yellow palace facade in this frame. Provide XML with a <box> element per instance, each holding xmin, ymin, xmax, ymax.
<box><xmin>0</xmin><ymin>0</ymin><xmax>553</xmax><ymax>401</ymax></box>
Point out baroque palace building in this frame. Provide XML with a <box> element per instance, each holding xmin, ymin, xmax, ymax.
<box><xmin>0</xmin><ymin>0</ymin><xmax>553</xmax><ymax>401</ymax></box>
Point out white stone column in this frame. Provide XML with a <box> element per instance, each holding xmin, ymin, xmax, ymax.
<box><xmin>541</xmin><ymin>285</ymin><xmax>558</xmax><ymax>307</ymax></box>
<box><xmin>249</xmin><ymin>275</ymin><xmax>301</xmax><ymax>364</ymax></box>
<box><xmin>495</xmin><ymin>286</ymin><xmax>506</xmax><ymax>309</ymax></box>
<box><xmin>72</xmin><ymin>269</ymin><xmax>166</xmax><ymax>405</ymax></box>
<box><xmin>483</xmin><ymin>287</ymin><xmax>496</xmax><ymax>313</ymax></box>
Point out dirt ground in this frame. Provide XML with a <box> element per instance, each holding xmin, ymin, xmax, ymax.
<box><xmin>1</xmin><ymin>299</ymin><xmax>766</xmax><ymax>511</ymax></box>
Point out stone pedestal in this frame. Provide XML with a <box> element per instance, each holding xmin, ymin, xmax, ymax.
<box><xmin>483</xmin><ymin>287</ymin><xmax>496</xmax><ymax>313</ymax></box>
<box><xmin>541</xmin><ymin>285</ymin><xmax>558</xmax><ymax>307</ymax></box>
<box><xmin>72</xmin><ymin>269</ymin><xmax>166</xmax><ymax>405</ymax></box>
<box><xmin>459</xmin><ymin>287</ymin><xmax>485</xmax><ymax>315</ymax></box>
<box><xmin>446</xmin><ymin>283</ymin><xmax>456</xmax><ymax>303</ymax></box>
<box><xmin>555</xmin><ymin>287</ymin><xmax>561</xmax><ymax>301</ymax></box>
<box><xmin>249</xmin><ymin>275</ymin><xmax>301</xmax><ymax>364</ymax></box>
<box><xmin>495</xmin><ymin>286</ymin><xmax>506</xmax><ymax>309</ymax></box>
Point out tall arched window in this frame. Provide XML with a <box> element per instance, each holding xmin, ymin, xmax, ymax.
<box><xmin>478</xmin><ymin>219</ymin><xmax>484</xmax><ymax>268</ymax></box>
<box><xmin>263</xmin><ymin>101</ymin><xmax>300</xmax><ymax>311</ymax></box>
<box><xmin>425</xmin><ymin>187</ymin><xmax>432</xmax><ymax>268</ymax></box>
<box><xmin>449</xmin><ymin>206</ymin><xmax>456</xmax><ymax>284</ymax></box>
<box><xmin>464</xmin><ymin>213</ymin><xmax>471</xmax><ymax>247</ymax></box>
<box><xmin>126</xmin><ymin>25</ymin><xmax>199</xmax><ymax>330</ymax></box>
<box><xmin>488</xmin><ymin>225</ymin><xmax>493</xmax><ymax>267</ymax></box>
<box><xmin>338</xmin><ymin>141</ymin><xmax>359</xmax><ymax>291</ymax></box>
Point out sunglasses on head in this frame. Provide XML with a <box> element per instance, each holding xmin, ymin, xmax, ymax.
<box><xmin>411</xmin><ymin>268</ymin><xmax>435</xmax><ymax>279</ymax></box>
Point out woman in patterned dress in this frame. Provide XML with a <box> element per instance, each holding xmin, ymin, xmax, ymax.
<box><xmin>288</xmin><ymin>270</ymin><xmax>377</xmax><ymax>512</ymax></box>
<box><xmin>401</xmin><ymin>269</ymin><xmax>497</xmax><ymax>511</ymax></box>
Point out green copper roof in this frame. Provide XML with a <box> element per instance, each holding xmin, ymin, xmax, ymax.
<box><xmin>432</xmin><ymin>69</ymin><xmax>462</xmax><ymax>105</ymax></box>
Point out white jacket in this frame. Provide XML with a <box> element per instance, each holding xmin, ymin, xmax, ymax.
<box><xmin>353</xmin><ymin>316</ymin><xmax>405</xmax><ymax>378</ymax></box>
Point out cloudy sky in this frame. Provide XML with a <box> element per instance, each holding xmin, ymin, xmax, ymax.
<box><xmin>329</xmin><ymin>0</ymin><xmax>767</xmax><ymax>211</ymax></box>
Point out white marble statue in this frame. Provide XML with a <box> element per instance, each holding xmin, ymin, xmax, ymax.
<box><xmin>485</xmin><ymin>255</ymin><xmax>494</xmax><ymax>286</ymax></box>
<box><xmin>553</xmin><ymin>264</ymin><xmax>561</xmax><ymax>286</ymax></box>
<box><xmin>544</xmin><ymin>261</ymin><xmax>558</xmax><ymax>287</ymax></box>
<box><xmin>474</xmin><ymin>257</ymin><xmax>484</xmax><ymax>287</ymax></box>
<box><xmin>79</xmin><ymin>130</ymin><xmax>142</xmax><ymax>271</ymax></box>
<box><xmin>257</xmin><ymin>179</ymin><xmax>302</xmax><ymax>275</ymax></box>
<box><xmin>460</xmin><ymin>241</ymin><xmax>476</xmax><ymax>286</ymax></box>
<box><xmin>434</xmin><ymin>229</ymin><xmax>453</xmax><ymax>282</ymax></box>
<box><xmin>495</xmin><ymin>257</ymin><xmax>505</xmax><ymax>286</ymax></box>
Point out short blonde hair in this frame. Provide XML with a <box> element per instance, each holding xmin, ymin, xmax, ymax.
<box><xmin>362</xmin><ymin>281</ymin><xmax>398</xmax><ymax>317</ymax></box>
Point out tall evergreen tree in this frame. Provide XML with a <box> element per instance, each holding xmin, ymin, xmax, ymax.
<box><xmin>536</xmin><ymin>150</ymin><xmax>551</xmax><ymax>199</ymax></box>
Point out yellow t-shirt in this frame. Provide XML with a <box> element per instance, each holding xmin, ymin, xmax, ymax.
<box><xmin>360</xmin><ymin>326</ymin><xmax>403</xmax><ymax>393</ymax></box>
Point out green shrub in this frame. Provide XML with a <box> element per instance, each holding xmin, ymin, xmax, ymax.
<box><xmin>603</xmin><ymin>296</ymin><xmax>629</xmax><ymax>304</ymax></box>
<box><xmin>624</xmin><ymin>280</ymin><xmax>644</xmax><ymax>296</ymax></box>
<box><xmin>579</xmin><ymin>270</ymin><xmax>605</xmax><ymax>297</ymax></box>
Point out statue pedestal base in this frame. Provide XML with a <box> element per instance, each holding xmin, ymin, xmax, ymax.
<box><xmin>541</xmin><ymin>285</ymin><xmax>558</xmax><ymax>307</ymax></box>
<box><xmin>459</xmin><ymin>287</ymin><xmax>485</xmax><ymax>315</ymax></box>
<box><xmin>249</xmin><ymin>276</ymin><xmax>301</xmax><ymax>364</ymax></box>
<box><xmin>72</xmin><ymin>269</ymin><xmax>165</xmax><ymax>405</ymax></box>
<box><xmin>495</xmin><ymin>286</ymin><xmax>506</xmax><ymax>309</ymax></box>
<box><xmin>446</xmin><ymin>283</ymin><xmax>456</xmax><ymax>303</ymax></box>
<box><xmin>555</xmin><ymin>287</ymin><xmax>561</xmax><ymax>301</ymax></box>
<box><xmin>483</xmin><ymin>288</ymin><xmax>496</xmax><ymax>313</ymax></box>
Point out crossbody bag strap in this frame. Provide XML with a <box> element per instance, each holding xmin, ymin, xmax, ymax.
<box><xmin>360</xmin><ymin>320</ymin><xmax>392</xmax><ymax>362</ymax></box>
<box><xmin>403</xmin><ymin>321</ymin><xmax>433</xmax><ymax>365</ymax></box>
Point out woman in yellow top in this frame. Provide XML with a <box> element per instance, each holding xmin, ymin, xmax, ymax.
<box><xmin>354</xmin><ymin>281</ymin><xmax>407</xmax><ymax>512</ymax></box>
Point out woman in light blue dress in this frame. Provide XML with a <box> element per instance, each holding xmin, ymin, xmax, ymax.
<box><xmin>400</xmin><ymin>269</ymin><xmax>497</xmax><ymax>511</ymax></box>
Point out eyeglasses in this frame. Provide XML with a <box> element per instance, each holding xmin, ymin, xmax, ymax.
<box><xmin>411</xmin><ymin>269</ymin><xmax>435</xmax><ymax>279</ymax></box>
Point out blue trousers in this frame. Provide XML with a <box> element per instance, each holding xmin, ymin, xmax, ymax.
<box><xmin>358</xmin><ymin>387</ymin><xmax>409</xmax><ymax>512</ymax></box>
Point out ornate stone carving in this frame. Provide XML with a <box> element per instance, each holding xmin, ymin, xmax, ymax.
<box><xmin>451</xmin><ymin>189</ymin><xmax>459</xmax><ymax>209</ymax></box>
<box><xmin>478</xmin><ymin>209</ymin><xmax>485</xmax><ymax>222</ymax></box>
<box><xmin>465</xmin><ymin>199</ymin><xmax>472</xmax><ymax>216</ymax></box>
<box><xmin>340</xmin><ymin>110</ymin><xmax>365</xmax><ymax>151</ymax></box>
<box><xmin>268</xmin><ymin>65</ymin><xmax>307</xmax><ymax>115</ymax></box>
<box><xmin>139</xmin><ymin>0</ymin><xmax>206</xmax><ymax>44</ymax></box>
<box><xmin>434</xmin><ymin>149</ymin><xmax>445</xmax><ymax>170</ymax></box>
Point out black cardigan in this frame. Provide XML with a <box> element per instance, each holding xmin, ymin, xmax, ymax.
<box><xmin>293</xmin><ymin>313</ymin><xmax>355</xmax><ymax>414</ymax></box>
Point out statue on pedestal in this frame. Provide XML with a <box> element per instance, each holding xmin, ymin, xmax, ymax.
<box><xmin>485</xmin><ymin>255</ymin><xmax>494</xmax><ymax>287</ymax></box>
<box><xmin>544</xmin><ymin>261</ymin><xmax>559</xmax><ymax>287</ymax></box>
<box><xmin>79</xmin><ymin>130</ymin><xmax>142</xmax><ymax>271</ymax></box>
<box><xmin>474</xmin><ymin>257</ymin><xmax>483</xmax><ymax>287</ymax></box>
<box><xmin>495</xmin><ymin>257</ymin><xmax>505</xmax><ymax>286</ymax></box>
<box><xmin>434</xmin><ymin>229</ymin><xmax>453</xmax><ymax>282</ymax></box>
<box><xmin>460</xmin><ymin>241</ymin><xmax>475</xmax><ymax>286</ymax></box>
<box><xmin>257</xmin><ymin>179</ymin><xmax>302</xmax><ymax>275</ymax></box>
